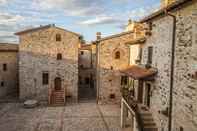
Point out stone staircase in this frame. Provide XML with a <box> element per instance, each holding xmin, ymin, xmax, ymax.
<box><xmin>50</xmin><ymin>90</ymin><xmax>65</xmax><ymax>106</ymax></box>
<box><xmin>138</xmin><ymin>106</ymin><xmax>158</xmax><ymax>131</ymax></box>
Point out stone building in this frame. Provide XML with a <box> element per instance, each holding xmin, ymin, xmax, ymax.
<box><xmin>121</xmin><ymin>0</ymin><xmax>197</xmax><ymax>131</ymax></box>
<box><xmin>78</xmin><ymin>43</ymin><xmax>97</xmax><ymax>100</ymax></box>
<box><xmin>15</xmin><ymin>24</ymin><xmax>81</xmax><ymax>104</ymax></box>
<box><xmin>95</xmin><ymin>22</ymin><xmax>145</xmax><ymax>104</ymax></box>
<box><xmin>0</xmin><ymin>43</ymin><xmax>18</xmax><ymax>98</ymax></box>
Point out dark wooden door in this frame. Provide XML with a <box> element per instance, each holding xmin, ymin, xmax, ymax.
<box><xmin>55</xmin><ymin>77</ymin><xmax>61</xmax><ymax>90</ymax></box>
<box><xmin>146</xmin><ymin>84</ymin><xmax>151</xmax><ymax>107</ymax></box>
<box><xmin>138</xmin><ymin>80</ymin><xmax>144</xmax><ymax>103</ymax></box>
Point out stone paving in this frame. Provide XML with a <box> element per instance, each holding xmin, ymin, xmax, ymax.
<box><xmin>0</xmin><ymin>102</ymin><xmax>123</xmax><ymax>131</ymax></box>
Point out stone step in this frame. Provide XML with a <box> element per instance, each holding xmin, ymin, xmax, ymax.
<box><xmin>142</xmin><ymin>116</ymin><xmax>154</xmax><ymax>121</ymax></box>
<box><xmin>52</xmin><ymin>96</ymin><xmax>64</xmax><ymax>99</ymax></box>
<box><xmin>143</xmin><ymin>121</ymin><xmax>156</xmax><ymax>126</ymax></box>
<box><xmin>50</xmin><ymin>103</ymin><xmax>65</xmax><ymax>106</ymax></box>
<box><xmin>144</xmin><ymin>126</ymin><xmax>158</xmax><ymax>131</ymax></box>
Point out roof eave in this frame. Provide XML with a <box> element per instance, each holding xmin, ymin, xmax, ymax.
<box><xmin>139</xmin><ymin>0</ymin><xmax>193</xmax><ymax>23</ymax></box>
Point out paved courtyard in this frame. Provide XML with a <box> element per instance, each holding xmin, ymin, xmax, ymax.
<box><xmin>0</xmin><ymin>102</ymin><xmax>124</xmax><ymax>131</ymax></box>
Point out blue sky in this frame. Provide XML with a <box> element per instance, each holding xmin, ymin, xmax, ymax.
<box><xmin>0</xmin><ymin>0</ymin><xmax>161</xmax><ymax>43</ymax></box>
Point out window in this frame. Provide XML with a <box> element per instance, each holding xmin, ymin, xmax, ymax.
<box><xmin>56</xmin><ymin>34</ymin><xmax>61</xmax><ymax>41</ymax></box>
<box><xmin>57</xmin><ymin>53</ymin><xmax>62</xmax><ymax>60</ymax></box>
<box><xmin>147</xmin><ymin>46</ymin><xmax>153</xmax><ymax>64</ymax></box>
<box><xmin>139</xmin><ymin>48</ymin><xmax>143</xmax><ymax>61</ymax></box>
<box><xmin>1</xmin><ymin>81</ymin><xmax>4</xmax><ymax>87</ymax></box>
<box><xmin>42</xmin><ymin>72</ymin><xmax>49</xmax><ymax>85</ymax></box>
<box><xmin>180</xmin><ymin>127</ymin><xmax>184</xmax><ymax>131</ymax></box>
<box><xmin>85</xmin><ymin>77</ymin><xmax>90</xmax><ymax>85</ymax></box>
<box><xmin>109</xmin><ymin>94</ymin><xmax>115</xmax><ymax>99</ymax></box>
<box><xmin>115</xmin><ymin>51</ymin><xmax>120</xmax><ymax>59</ymax></box>
<box><xmin>121</xmin><ymin>76</ymin><xmax>128</xmax><ymax>85</ymax></box>
<box><xmin>3</xmin><ymin>63</ymin><xmax>7</xmax><ymax>71</ymax></box>
<box><xmin>81</xmin><ymin>51</ymin><xmax>84</xmax><ymax>55</ymax></box>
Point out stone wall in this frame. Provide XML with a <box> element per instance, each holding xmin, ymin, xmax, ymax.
<box><xmin>0</xmin><ymin>44</ymin><xmax>18</xmax><ymax>98</ymax></box>
<box><xmin>18</xmin><ymin>27</ymin><xmax>80</xmax><ymax>102</ymax></box>
<box><xmin>140</xmin><ymin>1</ymin><xmax>197</xmax><ymax>131</ymax></box>
<box><xmin>97</xmin><ymin>32</ymin><xmax>134</xmax><ymax>104</ymax></box>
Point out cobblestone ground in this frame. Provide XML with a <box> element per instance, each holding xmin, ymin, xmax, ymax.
<box><xmin>0</xmin><ymin>102</ymin><xmax>124</xmax><ymax>131</ymax></box>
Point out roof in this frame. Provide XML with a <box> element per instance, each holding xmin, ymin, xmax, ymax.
<box><xmin>97</xmin><ymin>31</ymin><xmax>133</xmax><ymax>42</ymax></box>
<box><xmin>125</xmin><ymin>37</ymin><xmax>146</xmax><ymax>45</ymax></box>
<box><xmin>121</xmin><ymin>65</ymin><xmax>157</xmax><ymax>80</ymax></box>
<box><xmin>0</xmin><ymin>43</ymin><xmax>19</xmax><ymax>52</ymax></box>
<box><xmin>80</xmin><ymin>44</ymin><xmax>92</xmax><ymax>50</ymax></box>
<box><xmin>15</xmin><ymin>24</ymin><xmax>81</xmax><ymax>36</ymax></box>
<box><xmin>140</xmin><ymin>0</ymin><xmax>193</xmax><ymax>23</ymax></box>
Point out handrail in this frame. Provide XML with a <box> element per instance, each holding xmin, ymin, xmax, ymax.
<box><xmin>48</xmin><ymin>86</ymin><xmax>52</xmax><ymax>104</ymax></box>
<box><xmin>122</xmin><ymin>89</ymin><xmax>144</xmax><ymax>131</ymax></box>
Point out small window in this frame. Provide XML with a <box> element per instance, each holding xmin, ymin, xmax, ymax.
<box><xmin>1</xmin><ymin>81</ymin><xmax>4</xmax><ymax>87</ymax></box>
<box><xmin>147</xmin><ymin>46</ymin><xmax>153</xmax><ymax>64</ymax></box>
<box><xmin>81</xmin><ymin>51</ymin><xmax>84</xmax><ymax>55</ymax></box>
<box><xmin>80</xmin><ymin>65</ymin><xmax>84</xmax><ymax>68</ymax></box>
<box><xmin>42</xmin><ymin>72</ymin><xmax>49</xmax><ymax>85</ymax></box>
<box><xmin>109</xmin><ymin>94</ymin><xmax>115</xmax><ymax>99</ymax></box>
<box><xmin>57</xmin><ymin>53</ymin><xmax>62</xmax><ymax>60</ymax></box>
<box><xmin>180</xmin><ymin>127</ymin><xmax>184</xmax><ymax>131</ymax></box>
<box><xmin>115</xmin><ymin>51</ymin><xmax>120</xmax><ymax>59</ymax></box>
<box><xmin>3</xmin><ymin>64</ymin><xmax>7</xmax><ymax>71</ymax></box>
<box><xmin>56</xmin><ymin>34</ymin><xmax>61</xmax><ymax>41</ymax></box>
<box><xmin>85</xmin><ymin>77</ymin><xmax>90</xmax><ymax>85</ymax></box>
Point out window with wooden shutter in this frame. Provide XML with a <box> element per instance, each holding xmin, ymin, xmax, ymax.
<box><xmin>147</xmin><ymin>46</ymin><xmax>153</xmax><ymax>64</ymax></box>
<box><xmin>42</xmin><ymin>72</ymin><xmax>49</xmax><ymax>85</ymax></box>
<box><xmin>57</xmin><ymin>53</ymin><xmax>62</xmax><ymax>60</ymax></box>
<box><xmin>56</xmin><ymin>34</ymin><xmax>61</xmax><ymax>41</ymax></box>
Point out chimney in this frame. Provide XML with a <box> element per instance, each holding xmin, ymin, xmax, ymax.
<box><xmin>161</xmin><ymin>0</ymin><xmax>176</xmax><ymax>7</ymax></box>
<box><xmin>125</xmin><ymin>19</ymin><xmax>136</xmax><ymax>32</ymax></box>
<box><xmin>96</xmin><ymin>32</ymin><xmax>101</xmax><ymax>40</ymax></box>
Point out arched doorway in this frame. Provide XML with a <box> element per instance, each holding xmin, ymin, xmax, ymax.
<box><xmin>54</xmin><ymin>77</ymin><xmax>62</xmax><ymax>91</ymax></box>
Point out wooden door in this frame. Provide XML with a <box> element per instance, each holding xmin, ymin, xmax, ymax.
<box><xmin>55</xmin><ymin>77</ymin><xmax>62</xmax><ymax>90</ymax></box>
<box><xmin>137</xmin><ymin>80</ymin><xmax>144</xmax><ymax>103</ymax></box>
<box><xmin>145</xmin><ymin>83</ymin><xmax>151</xmax><ymax>107</ymax></box>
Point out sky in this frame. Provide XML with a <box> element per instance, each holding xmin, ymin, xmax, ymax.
<box><xmin>0</xmin><ymin>0</ymin><xmax>161</xmax><ymax>43</ymax></box>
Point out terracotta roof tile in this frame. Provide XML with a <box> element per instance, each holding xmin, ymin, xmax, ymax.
<box><xmin>121</xmin><ymin>65</ymin><xmax>157</xmax><ymax>79</ymax></box>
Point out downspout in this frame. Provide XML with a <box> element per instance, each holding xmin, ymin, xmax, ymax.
<box><xmin>165</xmin><ymin>11</ymin><xmax>176</xmax><ymax>131</ymax></box>
<box><xmin>96</xmin><ymin>40</ymin><xmax>100</xmax><ymax>104</ymax></box>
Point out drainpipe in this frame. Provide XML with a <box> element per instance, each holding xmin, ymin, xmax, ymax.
<box><xmin>165</xmin><ymin>11</ymin><xmax>176</xmax><ymax>131</ymax></box>
<box><xmin>96</xmin><ymin>32</ymin><xmax>101</xmax><ymax>104</ymax></box>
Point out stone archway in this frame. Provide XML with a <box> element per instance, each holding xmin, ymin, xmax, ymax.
<box><xmin>54</xmin><ymin>77</ymin><xmax>62</xmax><ymax>91</ymax></box>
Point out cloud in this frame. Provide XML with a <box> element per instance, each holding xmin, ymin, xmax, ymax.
<box><xmin>0</xmin><ymin>12</ymin><xmax>25</xmax><ymax>25</ymax></box>
<box><xmin>78</xmin><ymin>15</ymin><xmax>124</xmax><ymax>26</ymax></box>
<box><xmin>0</xmin><ymin>0</ymin><xmax>8</xmax><ymax>5</ymax></box>
<box><xmin>32</xmin><ymin>0</ymin><xmax>106</xmax><ymax>16</ymax></box>
<box><xmin>0</xmin><ymin>12</ymin><xmax>26</xmax><ymax>43</ymax></box>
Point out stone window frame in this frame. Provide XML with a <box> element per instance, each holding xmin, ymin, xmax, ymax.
<box><xmin>113</xmin><ymin>48</ymin><xmax>124</xmax><ymax>60</ymax></box>
<box><xmin>56</xmin><ymin>33</ymin><xmax>61</xmax><ymax>41</ymax></box>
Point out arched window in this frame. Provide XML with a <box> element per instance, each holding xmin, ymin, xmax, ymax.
<box><xmin>115</xmin><ymin>51</ymin><xmax>120</xmax><ymax>59</ymax></box>
<box><xmin>54</xmin><ymin>77</ymin><xmax>61</xmax><ymax>90</ymax></box>
<box><xmin>57</xmin><ymin>53</ymin><xmax>62</xmax><ymax>60</ymax></box>
<box><xmin>56</xmin><ymin>34</ymin><xmax>61</xmax><ymax>41</ymax></box>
